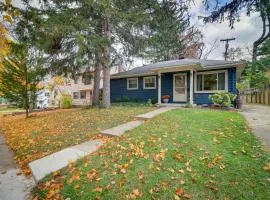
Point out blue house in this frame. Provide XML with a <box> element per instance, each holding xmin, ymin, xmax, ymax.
<box><xmin>110</xmin><ymin>59</ymin><xmax>246</xmax><ymax>105</ymax></box>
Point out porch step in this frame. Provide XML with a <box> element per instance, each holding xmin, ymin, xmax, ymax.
<box><xmin>100</xmin><ymin>120</ymin><xmax>144</xmax><ymax>137</ymax></box>
<box><xmin>29</xmin><ymin>140</ymin><xmax>103</xmax><ymax>182</ymax></box>
<box><xmin>136</xmin><ymin>107</ymin><xmax>177</xmax><ymax>120</ymax></box>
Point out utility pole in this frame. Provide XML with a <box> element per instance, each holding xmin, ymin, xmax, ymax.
<box><xmin>220</xmin><ymin>37</ymin><xmax>235</xmax><ymax>60</ymax></box>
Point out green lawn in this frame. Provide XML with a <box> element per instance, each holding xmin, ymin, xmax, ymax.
<box><xmin>0</xmin><ymin>104</ymin><xmax>155</xmax><ymax>176</ymax></box>
<box><xmin>0</xmin><ymin>106</ymin><xmax>24</xmax><ymax>116</ymax></box>
<box><xmin>33</xmin><ymin>109</ymin><xmax>270</xmax><ymax>200</ymax></box>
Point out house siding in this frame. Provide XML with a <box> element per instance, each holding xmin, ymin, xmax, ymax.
<box><xmin>110</xmin><ymin>76</ymin><xmax>158</xmax><ymax>102</ymax></box>
<box><xmin>193</xmin><ymin>67</ymin><xmax>237</xmax><ymax>105</ymax></box>
<box><xmin>161</xmin><ymin>71</ymin><xmax>190</xmax><ymax>103</ymax></box>
<box><xmin>110</xmin><ymin>67</ymin><xmax>237</xmax><ymax>105</ymax></box>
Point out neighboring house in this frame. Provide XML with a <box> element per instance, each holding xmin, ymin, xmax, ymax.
<box><xmin>110</xmin><ymin>59</ymin><xmax>246</xmax><ymax>105</ymax></box>
<box><xmin>49</xmin><ymin>74</ymin><xmax>94</xmax><ymax>107</ymax></box>
<box><xmin>36</xmin><ymin>89</ymin><xmax>50</xmax><ymax>109</ymax></box>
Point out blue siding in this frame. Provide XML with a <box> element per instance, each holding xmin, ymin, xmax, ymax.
<box><xmin>161</xmin><ymin>71</ymin><xmax>190</xmax><ymax>103</ymax></box>
<box><xmin>110</xmin><ymin>67</ymin><xmax>237</xmax><ymax>105</ymax></box>
<box><xmin>194</xmin><ymin>67</ymin><xmax>237</xmax><ymax>105</ymax></box>
<box><xmin>110</xmin><ymin>76</ymin><xmax>158</xmax><ymax>102</ymax></box>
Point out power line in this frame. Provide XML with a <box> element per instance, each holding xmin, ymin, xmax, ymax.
<box><xmin>220</xmin><ymin>37</ymin><xmax>235</xmax><ymax>60</ymax></box>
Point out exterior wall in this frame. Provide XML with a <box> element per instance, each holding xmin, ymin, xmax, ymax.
<box><xmin>110</xmin><ymin>67</ymin><xmax>237</xmax><ymax>105</ymax></box>
<box><xmin>193</xmin><ymin>67</ymin><xmax>237</xmax><ymax>105</ymax></box>
<box><xmin>49</xmin><ymin>76</ymin><xmax>93</xmax><ymax>107</ymax></box>
<box><xmin>110</xmin><ymin>76</ymin><xmax>158</xmax><ymax>102</ymax></box>
<box><xmin>161</xmin><ymin>71</ymin><xmax>190</xmax><ymax>103</ymax></box>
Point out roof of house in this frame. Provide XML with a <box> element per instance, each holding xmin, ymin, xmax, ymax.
<box><xmin>111</xmin><ymin>59</ymin><xmax>246</xmax><ymax>79</ymax></box>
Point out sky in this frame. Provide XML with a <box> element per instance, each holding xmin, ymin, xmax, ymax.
<box><xmin>189</xmin><ymin>0</ymin><xmax>262</xmax><ymax>60</ymax></box>
<box><xmin>7</xmin><ymin>0</ymin><xmax>263</xmax><ymax>63</ymax></box>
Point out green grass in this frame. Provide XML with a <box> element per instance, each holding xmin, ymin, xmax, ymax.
<box><xmin>1</xmin><ymin>104</ymin><xmax>155</xmax><ymax>175</ymax></box>
<box><xmin>33</xmin><ymin>109</ymin><xmax>270</xmax><ymax>200</ymax></box>
<box><xmin>0</xmin><ymin>106</ymin><xmax>24</xmax><ymax>116</ymax></box>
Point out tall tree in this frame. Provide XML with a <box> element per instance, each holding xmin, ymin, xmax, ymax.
<box><xmin>146</xmin><ymin>1</ymin><xmax>203</xmax><ymax>61</ymax></box>
<box><xmin>202</xmin><ymin>0</ymin><xmax>270</xmax><ymax>61</ymax></box>
<box><xmin>0</xmin><ymin>43</ymin><xmax>45</xmax><ymax>117</ymax></box>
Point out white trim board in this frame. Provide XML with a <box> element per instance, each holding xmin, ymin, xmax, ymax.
<box><xmin>194</xmin><ymin>70</ymin><xmax>228</xmax><ymax>93</ymax></box>
<box><xmin>143</xmin><ymin>76</ymin><xmax>157</xmax><ymax>89</ymax></box>
<box><xmin>127</xmin><ymin>78</ymin><xmax>138</xmax><ymax>90</ymax></box>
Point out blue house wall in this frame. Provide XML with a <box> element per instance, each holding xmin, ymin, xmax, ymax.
<box><xmin>161</xmin><ymin>71</ymin><xmax>190</xmax><ymax>103</ymax></box>
<box><xmin>110</xmin><ymin>67</ymin><xmax>237</xmax><ymax>105</ymax></box>
<box><xmin>193</xmin><ymin>67</ymin><xmax>237</xmax><ymax>105</ymax></box>
<box><xmin>110</xmin><ymin>76</ymin><xmax>158</xmax><ymax>102</ymax></box>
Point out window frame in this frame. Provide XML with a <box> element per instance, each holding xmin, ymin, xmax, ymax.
<box><xmin>73</xmin><ymin>92</ymin><xmax>79</xmax><ymax>99</ymax></box>
<box><xmin>127</xmin><ymin>78</ymin><xmax>138</xmax><ymax>90</ymax></box>
<box><xmin>143</xmin><ymin>76</ymin><xmax>156</xmax><ymax>89</ymax></box>
<box><xmin>80</xmin><ymin>91</ymin><xmax>86</xmax><ymax>99</ymax></box>
<box><xmin>194</xmin><ymin>70</ymin><xmax>228</xmax><ymax>93</ymax></box>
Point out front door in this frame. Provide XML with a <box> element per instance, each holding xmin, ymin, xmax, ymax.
<box><xmin>173</xmin><ymin>74</ymin><xmax>187</xmax><ymax>102</ymax></box>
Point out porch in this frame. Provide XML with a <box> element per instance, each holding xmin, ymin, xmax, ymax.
<box><xmin>156</xmin><ymin>69</ymin><xmax>195</xmax><ymax>105</ymax></box>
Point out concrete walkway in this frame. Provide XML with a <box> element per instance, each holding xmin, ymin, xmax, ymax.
<box><xmin>240</xmin><ymin>104</ymin><xmax>270</xmax><ymax>150</ymax></box>
<box><xmin>136</xmin><ymin>107</ymin><xmax>177</xmax><ymax>120</ymax></box>
<box><xmin>28</xmin><ymin>107</ymin><xmax>177</xmax><ymax>183</ymax></box>
<box><xmin>101</xmin><ymin>107</ymin><xmax>177</xmax><ymax>137</ymax></box>
<box><xmin>101</xmin><ymin>121</ymin><xmax>144</xmax><ymax>137</ymax></box>
<box><xmin>29</xmin><ymin>140</ymin><xmax>103</xmax><ymax>182</ymax></box>
<box><xmin>0</xmin><ymin>135</ymin><xmax>35</xmax><ymax>200</ymax></box>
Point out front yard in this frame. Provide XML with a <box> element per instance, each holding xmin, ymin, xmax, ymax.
<box><xmin>33</xmin><ymin>109</ymin><xmax>270</xmax><ymax>200</ymax></box>
<box><xmin>0</xmin><ymin>104</ymin><xmax>155</xmax><ymax>176</ymax></box>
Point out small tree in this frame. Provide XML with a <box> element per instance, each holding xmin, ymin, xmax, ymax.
<box><xmin>0</xmin><ymin>43</ymin><xmax>45</xmax><ymax>117</ymax></box>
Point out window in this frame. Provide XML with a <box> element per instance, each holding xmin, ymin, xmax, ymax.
<box><xmin>82</xmin><ymin>72</ymin><xmax>92</xmax><ymax>85</ymax></box>
<box><xmin>73</xmin><ymin>92</ymin><xmax>79</xmax><ymax>99</ymax></box>
<box><xmin>80</xmin><ymin>91</ymin><xmax>86</xmax><ymax>99</ymax></box>
<box><xmin>127</xmin><ymin>78</ymin><xmax>138</xmax><ymax>90</ymax></box>
<box><xmin>195</xmin><ymin>71</ymin><xmax>227</xmax><ymax>92</ymax></box>
<box><xmin>144</xmin><ymin>76</ymin><xmax>156</xmax><ymax>89</ymax></box>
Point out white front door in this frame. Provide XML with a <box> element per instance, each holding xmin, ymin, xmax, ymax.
<box><xmin>173</xmin><ymin>74</ymin><xmax>187</xmax><ymax>102</ymax></box>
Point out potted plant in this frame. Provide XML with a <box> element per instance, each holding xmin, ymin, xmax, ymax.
<box><xmin>162</xmin><ymin>95</ymin><xmax>170</xmax><ymax>103</ymax></box>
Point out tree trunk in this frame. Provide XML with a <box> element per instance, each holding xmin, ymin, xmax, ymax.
<box><xmin>101</xmin><ymin>17</ymin><xmax>111</xmax><ymax>109</ymax></box>
<box><xmin>92</xmin><ymin>55</ymin><xmax>101</xmax><ymax>107</ymax></box>
<box><xmin>102</xmin><ymin>65</ymin><xmax>110</xmax><ymax>108</ymax></box>
<box><xmin>252</xmin><ymin>3</ymin><xmax>269</xmax><ymax>62</ymax></box>
<box><xmin>25</xmin><ymin>66</ymin><xmax>29</xmax><ymax>118</ymax></box>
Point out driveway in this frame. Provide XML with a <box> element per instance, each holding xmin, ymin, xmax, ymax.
<box><xmin>0</xmin><ymin>135</ymin><xmax>35</xmax><ymax>200</ymax></box>
<box><xmin>240</xmin><ymin>104</ymin><xmax>270</xmax><ymax>150</ymax></box>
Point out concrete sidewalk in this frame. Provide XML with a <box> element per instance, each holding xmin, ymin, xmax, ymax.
<box><xmin>0</xmin><ymin>135</ymin><xmax>35</xmax><ymax>200</ymax></box>
<box><xmin>240</xmin><ymin>104</ymin><xmax>270</xmax><ymax>150</ymax></box>
<box><xmin>101</xmin><ymin>107</ymin><xmax>177</xmax><ymax>137</ymax></box>
<box><xmin>136</xmin><ymin>107</ymin><xmax>177</xmax><ymax>120</ymax></box>
<box><xmin>29</xmin><ymin>140</ymin><xmax>103</xmax><ymax>182</ymax></box>
<box><xmin>29</xmin><ymin>106</ymin><xmax>177</xmax><ymax>183</ymax></box>
<box><xmin>100</xmin><ymin>120</ymin><xmax>144</xmax><ymax>137</ymax></box>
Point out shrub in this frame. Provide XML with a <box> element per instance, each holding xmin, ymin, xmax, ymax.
<box><xmin>132</xmin><ymin>97</ymin><xmax>141</xmax><ymax>103</ymax></box>
<box><xmin>209</xmin><ymin>92</ymin><xmax>236</xmax><ymax>108</ymax></box>
<box><xmin>115</xmin><ymin>97</ymin><xmax>121</xmax><ymax>102</ymax></box>
<box><xmin>122</xmin><ymin>96</ymin><xmax>129</xmax><ymax>102</ymax></box>
<box><xmin>60</xmin><ymin>95</ymin><xmax>72</xmax><ymax>109</ymax></box>
<box><xmin>151</xmin><ymin>98</ymin><xmax>158</xmax><ymax>104</ymax></box>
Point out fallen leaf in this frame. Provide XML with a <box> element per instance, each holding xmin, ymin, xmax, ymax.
<box><xmin>175</xmin><ymin>188</ymin><xmax>184</xmax><ymax>196</ymax></box>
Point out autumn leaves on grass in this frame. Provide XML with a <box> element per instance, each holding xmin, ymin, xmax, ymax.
<box><xmin>0</xmin><ymin>105</ymin><xmax>154</xmax><ymax>177</ymax></box>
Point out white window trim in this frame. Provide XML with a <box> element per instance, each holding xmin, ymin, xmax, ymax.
<box><xmin>194</xmin><ymin>70</ymin><xmax>228</xmax><ymax>93</ymax></box>
<box><xmin>143</xmin><ymin>76</ymin><xmax>156</xmax><ymax>89</ymax></box>
<box><xmin>127</xmin><ymin>78</ymin><xmax>138</xmax><ymax>90</ymax></box>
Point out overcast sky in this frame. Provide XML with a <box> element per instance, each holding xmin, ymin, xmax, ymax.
<box><xmin>8</xmin><ymin>0</ymin><xmax>263</xmax><ymax>63</ymax></box>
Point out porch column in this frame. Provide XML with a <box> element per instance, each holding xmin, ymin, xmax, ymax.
<box><xmin>190</xmin><ymin>70</ymin><xmax>194</xmax><ymax>105</ymax></box>
<box><xmin>158</xmin><ymin>72</ymin><xmax>161</xmax><ymax>104</ymax></box>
